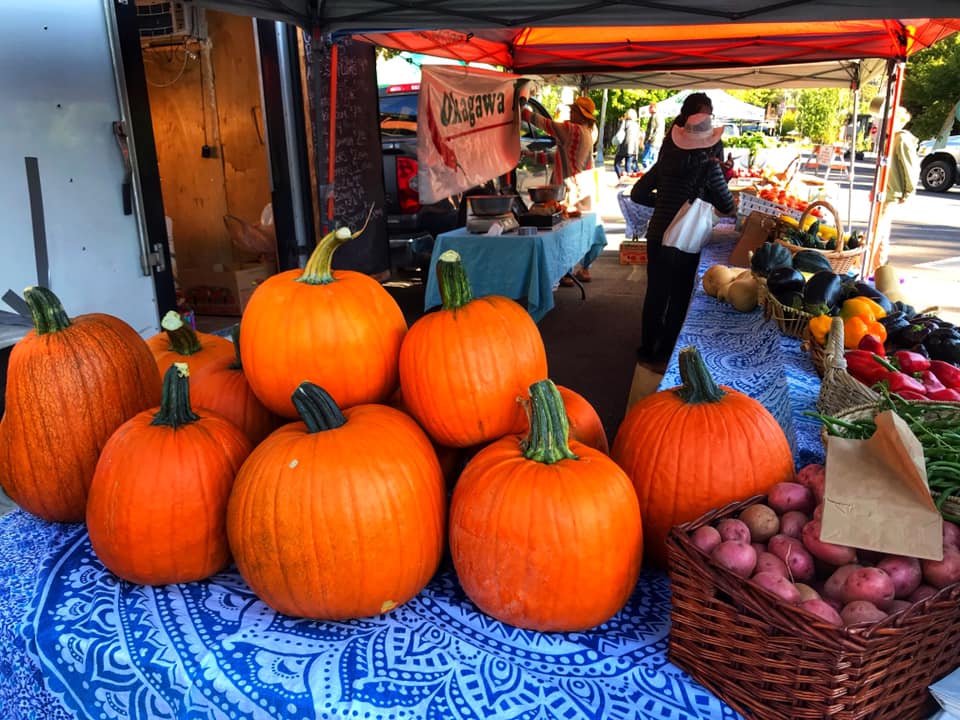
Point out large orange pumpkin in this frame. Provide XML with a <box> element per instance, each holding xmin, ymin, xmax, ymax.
<box><xmin>519</xmin><ymin>384</ymin><xmax>608</xmax><ymax>454</ymax></box>
<box><xmin>226</xmin><ymin>382</ymin><xmax>446</xmax><ymax>620</ymax></box>
<box><xmin>0</xmin><ymin>287</ymin><xmax>161</xmax><ymax>522</ymax></box>
<box><xmin>449</xmin><ymin>379</ymin><xmax>643</xmax><ymax>632</ymax></box>
<box><xmin>611</xmin><ymin>346</ymin><xmax>795</xmax><ymax>568</ymax></box>
<box><xmin>239</xmin><ymin>224</ymin><xmax>407</xmax><ymax>418</ymax></box>
<box><xmin>86</xmin><ymin>363</ymin><xmax>252</xmax><ymax>585</ymax></box>
<box><xmin>398</xmin><ymin>250</ymin><xmax>548</xmax><ymax>448</ymax></box>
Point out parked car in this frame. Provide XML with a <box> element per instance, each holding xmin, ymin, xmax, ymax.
<box><xmin>917</xmin><ymin>134</ymin><xmax>960</xmax><ymax>193</ymax></box>
<box><xmin>378</xmin><ymin>83</ymin><xmax>554</xmax><ymax>269</ymax></box>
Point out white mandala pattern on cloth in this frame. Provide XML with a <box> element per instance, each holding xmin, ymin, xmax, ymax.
<box><xmin>24</xmin><ymin>529</ymin><xmax>740</xmax><ymax>720</ymax></box>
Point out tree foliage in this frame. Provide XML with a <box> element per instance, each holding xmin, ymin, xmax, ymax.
<box><xmin>903</xmin><ymin>34</ymin><xmax>960</xmax><ymax>140</ymax></box>
<box><xmin>795</xmin><ymin>88</ymin><xmax>844</xmax><ymax>143</ymax></box>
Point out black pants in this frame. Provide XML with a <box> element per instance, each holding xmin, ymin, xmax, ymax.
<box><xmin>639</xmin><ymin>239</ymin><xmax>701</xmax><ymax>361</ymax></box>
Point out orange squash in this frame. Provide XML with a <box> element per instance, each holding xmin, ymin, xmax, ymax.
<box><xmin>0</xmin><ymin>287</ymin><xmax>161</xmax><ymax>522</ymax></box>
<box><xmin>521</xmin><ymin>385</ymin><xmax>608</xmax><ymax>454</ymax></box>
<box><xmin>146</xmin><ymin>310</ymin><xmax>235</xmax><ymax>380</ymax></box>
<box><xmin>226</xmin><ymin>382</ymin><xmax>446</xmax><ymax>620</ymax></box>
<box><xmin>398</xmin><ymin>250</ymin><xmax>548</xmax><ymax>447</ymax></box>
<box><xmin>611</xmin><ymin>346</ymin><xmax>795</xmax><ymax>568</ymax></box>
<box><xmin>87</xmin><ymin>363</ymin><xmax>252</xmax><ymax>584</ymax></box>
<box><xmin>239</xmin><ymin>224</ymin><xmax>407</xmax><ymax>418</ymax></box>
<box><xmin>449</xmin><ymin>379</ymin><xmax>642</xmax><ymax>631</ymax></box>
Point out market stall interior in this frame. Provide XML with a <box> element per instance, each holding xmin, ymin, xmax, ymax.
<box><xmin>4</xmin><ymin>2</ymin><xmax>960</xmax><ymax>719</ymax></box>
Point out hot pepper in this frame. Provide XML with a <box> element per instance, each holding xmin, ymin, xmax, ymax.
<box><xmin>872</xmin><ymin>353</ymin><xmax>927</xmax><ymax>396</ymax></box>
<box><xmin>893</xmin><ymin>350</ymin><xmax>931</xmax><ymax>375</ymax></box>
<box><xmin>896</xmin><ymin>390</ymin><xmax>929</xmax><ymax>401</ymax></box>
<box><xmin>844</xmin><ymin>316</ymin><xmax>887</xmax><ymax>349</ymax></box>
<box><xmin>929</xmin><ymin>360</ymin><xmax>960</xmax><ymax>390</ymax></box>
<box><xmin>843</xmin><ymin>350</ymin><xmax>890</xmax><ymax>387</ymax></box>
<box><xmin>927</xmin><ymin>387</ymin><xmax>960</xmax><ymax>401</ymax></box>
<box><xmin>920</xmin><ymin>369</ymin><xmax>946</xmax><ymax>395</ymax></box>
<box><xmin>807</xmin><ymin>314</ymin><xmax>833</xmax><ymax>346</ymax></box>
<box><xmin>857</xmin><ymin>334</ymin><xmax>886</xmax><ymax>356</ymax></box>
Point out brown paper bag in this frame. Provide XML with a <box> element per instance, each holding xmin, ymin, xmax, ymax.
<box><xmin>727</xmin><ymin>211</ymin><xmax>778</xmax><ymax>268</ymax></box>
<box><xmin>820</xmin><ymin>410</ymin><xmax>943</xmax><ymax>561</ymax></box>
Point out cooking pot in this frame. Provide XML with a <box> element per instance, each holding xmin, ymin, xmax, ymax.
<box><xmin>528</xmin><ymin>185</ymin><xmax>565</xmax><ymax>205</ymax></box>
<box><xmin>468</xmin><ymin>195</ymin><xmax>515</xmax><ymax>216</ymax></box>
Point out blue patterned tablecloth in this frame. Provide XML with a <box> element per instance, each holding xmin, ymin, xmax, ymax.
<box><xmin>659</xmin><ymin>235</ymin><xmax>825</xmax><ymax>468</ymax></box>
<box><xmin>0</xmin><ymin>511</ymin><xmax>741</xmax><ymax>720</ymax></box>
<box><xmin>423</xmin><ymin>213</ymin><xmax>608</xmax><ymax>322</ymax></box>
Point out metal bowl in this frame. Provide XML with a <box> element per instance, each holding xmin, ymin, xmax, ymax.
<box><xmin>468</xmin><ymin>195</ymin><xmax>516</xmax><ymax>216</ymax></box>
<box><xmin>528</xmin><ymin>185</ymin><xmax>565</xmax><ymax>205</ymax></box>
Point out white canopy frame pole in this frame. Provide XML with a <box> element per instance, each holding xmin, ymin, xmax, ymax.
<box><xmin>846</xmin><ymin>66</ymin><xmax>860</xmax><ymax>243</ymax></box>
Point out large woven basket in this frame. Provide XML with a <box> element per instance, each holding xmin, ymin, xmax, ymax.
<box><xmin>775</xmin><ymin>199</ymin><xmax>863</xmax><ymax>274</ymax></box>
<box><xmin>667</xmin><ymin>496</ymin><xmax>960</xmax><ymax>720</ymax></box>
<box><xmin>758</xmin><ymin>279</ymin><xmax>814</xmax><ymax>339</ymax></box>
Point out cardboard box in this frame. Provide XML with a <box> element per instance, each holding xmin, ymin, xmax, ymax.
<box><xmin>619</xmin><ymin>240</ymin><xmax>648</xmax><ymax>265</ymax></box>
<box><xmin>177</xmin><ymin>261</ymin><xmax>276</xmax><ymax>316</ymax></box>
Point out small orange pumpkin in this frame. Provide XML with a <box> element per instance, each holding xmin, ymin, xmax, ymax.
<box><xmin>449</xmin><ymin>379</ymin><xmax>643</xmax><ymax>632</ymax></box>
<box><xmin>399</xmin><ymin>250</ymin><xmax>548</xmax><ymax>448</ymax></box>
<box><xmin>239</xmin><ymin>223</ymin><xmax>407</xmax><ymax>418</ymax></box>
<box><xmin>87</xmin><ymin>363</ymin><xmax>252</xmax><ymax>585</ymax></box>
<box><xmin>0</xmin><ymin>287</ymin><xmax>161</xmax><ymax>522</ymax></box>
<box><xmin>146</xmin><ymin>310</ymin><xmax>236</xmax><ymax>380</ymax></box>
<box><xmin>611</xmin><ymin>346</ymin><xmax>795</xmax><ymax>568</ymax></box>
<box><xmin>519</xmin><ymin>384</ymin><xmax>608</xmax><ymax>454</ymax></box>
<box><xmin>227</xmin><ymin>382</ymin><xmax>446</xmax><ymax>620</ymax></box>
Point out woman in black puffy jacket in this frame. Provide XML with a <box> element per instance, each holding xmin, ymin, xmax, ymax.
<box><xmin>630</xmin><ymin>92</ymin><xmax>735</xmax><ymax>367</ymax></box>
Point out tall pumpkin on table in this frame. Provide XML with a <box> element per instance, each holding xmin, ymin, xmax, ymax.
<box><xmin>612</xmin><ymin>346</ymin><xmax>795</xmax><ymax>568</ymax></box>
<box><xmin>0</xmin><ymin>287</ymin><xmax>161</xmax><ymax>522</ymax></box>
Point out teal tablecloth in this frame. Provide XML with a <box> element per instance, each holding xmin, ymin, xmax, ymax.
<box><xmin>423</xmin><ymin>213</ymin><xmax>608</xmax><ymax>322</ymax></box>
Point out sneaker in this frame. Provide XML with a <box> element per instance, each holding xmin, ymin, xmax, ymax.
<box><xmin>575</xmin><ymin>268</ymin><xmax>592</xmax><ymax>282</ymax></box>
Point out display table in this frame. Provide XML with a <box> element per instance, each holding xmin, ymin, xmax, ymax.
<box><xmin>423</xmin><ymin>213</ymin><xmax>608</xmax><ymax>322</ymax></box>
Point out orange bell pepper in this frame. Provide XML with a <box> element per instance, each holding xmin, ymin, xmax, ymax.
<box><xmin>843</xmin><ymin>316</ymin><xmax>887</xmax><ymax>349</ymax></box>
<box><xmin>808</xmin><ymin>314</ymin><xmax>833</xmax><ymax>346</ymax></box>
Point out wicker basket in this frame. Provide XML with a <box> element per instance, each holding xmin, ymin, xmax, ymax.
<box><xmin>775</xmin><ymin>200</ymin><xmax>863</xmax><ymax>274</ymax></box>
<box><xmin>758</xmin><ymin>279</ymin><xmax>814</xmax><ymax>339</ymax></box>
<box><xmin>814</xmin><ymin>317</ymin><xmax>882</xmax><ymax>415</ymax></box>
<box><xmin>667</xmin><ymin>496</ymin><xmax>960</xmax><ymax>720</ymax></box>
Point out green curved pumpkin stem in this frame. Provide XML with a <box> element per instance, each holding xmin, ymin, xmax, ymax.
<box><xmin>521</xmin><ymin>379</ymin><xmax>578</xmax><ymax>464</ymax></box>
<box><xmin>229</xmin><ymin>324</ymin><xmax>242</xmax><ymax>370</ymax></box>
<box><xmin>436</xmin><ymin>250</ymin><xmax>474</xmax><ymax>311</ymax></box>
<box><xmin>292</xmin><ymin>382</ymin><xmax>347</xmax><ymax>433</ymax></box>
<box><xmin>675</xmin><ymin>346</ymin><xmax>727</xmax><ymax>404</ymax></box>
<box><xmin>298</xmin><ymin>204</ymin><xmax>375</xmax><ymax>285</ymax></box>
<box><xmin>151</xmin><ymin>363</ymin><xmax>200</xmax><ymax>428</ymax></box>
<box><xmin>161</xmin><ymin>310</ymin><xmax>202</xmax><ymax>355</ymax></box>
<box><xmin>24</xmin><ymin>286</ymin><xmax>71</xmax><ymax>335</ymax></box>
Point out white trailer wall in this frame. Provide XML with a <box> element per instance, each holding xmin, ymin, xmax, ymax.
<box><xmin>1</xmin><ymin>1</ymin><xmax>159</xmax><ymax>342</ymax></box>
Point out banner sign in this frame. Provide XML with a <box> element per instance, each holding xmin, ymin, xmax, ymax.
<box><xmin>417</xmin><ymin>65</ymin><xmax>521</xmax><ymax>204</ymax></box>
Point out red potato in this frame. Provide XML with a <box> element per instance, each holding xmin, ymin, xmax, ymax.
<box><xmin>876</xmin><ymin>556</ymin><xmax>923</xmax><ymax>599</ymax></box>
<box><xmin>716</xmin><ymin>518</ymin><xmax>752</xmax><ymax>544</ymax></box>
<box><xmin>767</xmin><ymin>482</ymin><xmax>815</xmax><ymax>515</ymax></box>
<box><xmin>690</xmin><ymin>525</ymin><xmax>722</xmax><ymax>555</ymax></box>
<box><xmin>794</xmin><ymin>583</ymin><xmax>820</xmax><ymax>602</ymax></box>
<box><xmin>824</xmin><ymin>564</ymin><xmax>863</xmax><ymax>601</ymax></box>
<box><xmin>823</xmin><ymin>596</ymin><xmax>843</xmax><ymax>613</ymax></box>
<box><xmin>751</xmin><ymin>571</ymin><xmax>802</xmax><ymax>603</ymax></box>
<box><xmin>943</xmin><ymin>521</ymin><xmax>960</xmax><ymax>551</ymax></box>
<box><xmin>738</xmin><ymin>504</ymin><xmax>779</xmax><ymax>543</ymax></box>
<box><xmin>779</xmin><ymin>511</ymin><xmax>809</xmax><ymax>539</ymax></box>
<box><xmin>752</xmin><ymin>542</ymin><xmax>767</xmax><ymax>555</ymax></box>
<box><xmin>796</xmin><ymin>463</ymin><xmax>826</xmax><ymax>504</ymax></box>
<box><xmin>908</xmin><ymin>584</ymin><xmax>939</xmax><ymax>603</ymax></box>
<box><xmin>767</xmin><ymin>534</ymin><xmax>815</xmax><ymax>582</ymax></box>
<box><xmin>841</xmin><ymin>567</ymin><xmax>895</xmax><ymax>606</ymax></box>
<box><xmin>710</xmin><ymin>541</ymin><xmax>757</xmax><ymax>578</ymax></box>
<box><xmin>812</xmin><ymin>504</ymin><xmax>823</xmax><ymax>522</ymax></box>
<box><xmin>799</xmin><ymin>598</ymin><xmax>842</xmax><ymax>626</ymax></box>
<box><xmin>886</xmin><ymin>599</ymin><xmax>913</xmax><ymax>614</ymax></box>
<box><xmin>755</xmin><ymin>551</ymin><xmax>789</xmax><ymax>578</ymax></box>
<box><xmin>841</xmin><ymin>600</ymin><xmax>888</xmax><ymax>626</ymax></box>
<box><xmin>922</xmin><ymin>547</ymin><xmax>960</xmax><ymax>589</ymax></box>
<box><xmin>801</xmin><ymin>520</ymin><xmax>857</xmax><ymax>567</ymax></box>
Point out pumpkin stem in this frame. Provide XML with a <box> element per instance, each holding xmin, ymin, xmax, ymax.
<box><xmin>24</xmin><ymin>286</ymin><xmax>71</xmax><ymax>335</ymax></box>
<box><xmin>298</xmin><ymin>204</ymin><xmax>375</xmax><ymax>285</ymax></box>
<box><xmin>675</xmin><ymin>346</ymin><xmax>727</xmax><ymax>404</ymax></box>
<box><xmin>521</xmin><ymin>379</ymin><xmax>578</xmax><ymax>464</ymax></box>
<box><xmin>292</xmin><ymin>382</ymin><xmax>347</xmax><ymax>433</ymax></box>
<box><xmin>151</xmin><ymin>363</ymin><xmax>200</xmax><ymax>428</ymax></box>
<box><xmin>436</xmin><ymin>250</ymin><xmax>474</xmax><ymax>311</ymax></box>
<box><xmin>229</xmin><ymin>324</ymin><xmax>242</xmax><ymax>370</ymax></box>
<box><xmin>160</xmin><ymin>310</ymin><xmax>203</xmax><ymax>355</ymax></box>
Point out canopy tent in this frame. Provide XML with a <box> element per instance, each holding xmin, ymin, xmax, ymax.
<box><xmin>637</xmin><ymin>89</ymin><xmax>765</xmax><ymax>121</ymax></box>
<box><xmin>376</xmin><ymin>52</ymin><xmax>500</xmax><ymax>87</ymax></box>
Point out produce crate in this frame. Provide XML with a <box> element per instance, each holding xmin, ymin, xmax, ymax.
<box><xmin>619</xmin><ymin>240</ymin><xmax>647</xmax><ymax>265</ymax></box>
<box><xmin>736</xmin><ymin>192</ymin><xmax>802</xmax><ymax>226</ymax></box>
<box><xmin>178</xmin><ymin>261</ymin><xmax>275</xmax><ymax>316</ymax></box>
<box><xmin>667</xmin><ymin>496</ymin><xmax>960</xmax><ymax>720</ymax></box>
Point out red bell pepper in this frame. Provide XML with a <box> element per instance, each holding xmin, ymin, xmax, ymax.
<box><xmin>882</xmin><ymin>370</ymin><xmax>927</xmax><ymax>396</ymax></box>
<box><xmin>843</xmin><ymin>350</ymin><xmax>889</xmax><ymax>387</ymax></box>
<box><xmin>896</xmin><ymin>390</ymin><xmax>929</xmax><ymax>401</ymax></box>
<box><xmin>892</xmin><ymin>350</ymin><xmax>931</xmax><ymax>375</ymax></box>
<box><xmin>920</xmin><ymin>369</ymin><xmax>946</xmax><ymax>395</ymax></box>
<box><xmin>857</xmin><ymin>334</ymin><xmax>886</xmax><ymax>356</ymax></box>
<box><xmin>927</xmin><ymin>387</ymin><xmax>960</xmax><ymax>401</ymax></box>
<box><xmin>929</xmin><ymin>360</ymin><xmax>960</xmax><ymax>391</ymax></box>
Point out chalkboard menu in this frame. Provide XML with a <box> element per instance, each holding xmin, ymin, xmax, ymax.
<box><xmin>305</xmin><ymin>35</ymin><xmax>389</xmax><ymax>275</ymax></box>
